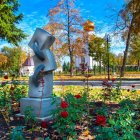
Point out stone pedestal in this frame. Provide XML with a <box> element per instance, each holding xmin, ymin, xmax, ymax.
<box><xmin>18</xmin><ymin>97</ymin><xmax>60</xmax><ymax>120</ymax></box>
<box><xmin>20</xmin><ymin>98</ymin><xmax>59</xmax><ymax>118</ymax></box>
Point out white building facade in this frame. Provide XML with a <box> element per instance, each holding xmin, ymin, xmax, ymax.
<box><xmin>75</xmin><ymin>43</ymin><xmax>98</xmax><ymax>69</ymax></box>
<box><xmin>20</xmin><ymin>56</ymin><xmax>34</xmax><ymax>76</ymax></box>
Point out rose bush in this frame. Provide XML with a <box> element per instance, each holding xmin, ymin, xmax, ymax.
<box><xmin>51</xmin><ymin>92</ymin><xmax>87</xmax><ymax>139</ymax></box>
<box><xmin>0</xmin><ymin>79</ymin><xmax>139</xmax><ymax>139</ymax></box>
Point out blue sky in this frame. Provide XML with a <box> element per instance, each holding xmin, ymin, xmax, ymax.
<box><xmin>1</xmin><ymin>0</ymin><xmax>125</xmax><ymax>54</ymax></box>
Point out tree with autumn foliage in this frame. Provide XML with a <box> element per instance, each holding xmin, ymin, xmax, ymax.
<box><xmin>0</xmin><ymin>53</ymin><xmax>8</xmax><ymax>70</ymax></box>
<box><xmin>46</xmin><ymin>0</ymin><xmax>83</xmax><ymax>76</ymax></box>
<box><xmin>1</xmin><ymin>46</ymin><xmax>26</xmax><ymax>75</ymax></box>
<box><xmin>116</xmin><ymin>0</ymin><xmax>140</xmax><ymax>77</ymax></box>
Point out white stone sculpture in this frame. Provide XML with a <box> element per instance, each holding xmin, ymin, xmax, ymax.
<box><xmin>28</xmin><ymin>28</ymin><xmax>57</xmax><ymax>98</ymax></box>
<box><xmin>19</xmin><ymin>28</ymin><xmax>59</xmax><ymax>120</ymax></box>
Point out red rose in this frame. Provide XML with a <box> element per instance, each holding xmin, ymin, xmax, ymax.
<box><xmin>127</xmin><ymin>89</ymin><xmax>130</xmax><ymax>92</ymax></box>
<box><xmin>112</xmin><ymin>77</ymin><xmax>116</xmax><ymax>82</ymax></box>
<box><xmin>132</xmin><ymin>85</ymin><xmax>135</xmax><ymax>88</ymax></box>
<box><xmin>4</xmin><ymin>75</ymin><xmax>8</xmax><ymax>79</ymax></box>
<box><xmin>96</xmin><ymin>115</ymin><xmax>106</xmax><ymax>126</ymax></box>
<box><xmin>61</xmin><ymin>111</ymin><xmax>69</xmax><ymax>118</ymax></box>
<box><xmin>74</xmin><ymin>94</ymin><xmax>81</xmax><ymax>99</ymax></box>
<box><xmin>41</xmin><ymin>121</ymin><xmax>47</xmax><ymax>128</ymax></box>
<box><xmin>60</xmin><ymin>101</ymin><xmax>69</xmax><ymax>109</ymax></box>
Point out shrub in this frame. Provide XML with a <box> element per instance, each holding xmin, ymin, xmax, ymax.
<box><xmin>95</xmin><ymin>106</ymin><xmax>139</xmax><ymax>140</ymax></box>
<box><xmin>51</xmin><ymin>93</ymin><xmax>87</xmax><ymax>139</ymax></box>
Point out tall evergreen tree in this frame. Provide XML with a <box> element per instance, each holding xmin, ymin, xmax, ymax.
<box><xmin>0</xmin><ymin>0</ymin><xmax>26</xmax><ymax>45</ymax></box>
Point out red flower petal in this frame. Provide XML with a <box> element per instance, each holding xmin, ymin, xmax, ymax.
<box><xmin>61</xmin><ymin>111</ymin><xmax>69</xmax><ymax>118</ymax></box>
<box><xmin>95</xmin><ymin>115</ymin><xmax>106</xmax><ymax>126</ymax></box>
<box><xmin>41</xmin><ymin>121</ymin><xmax>47</xmax><ymax>128</ymax></box>
<box><xmin>60</xmin><ymin>101</ymin><xmax>69</xmax><ymax>109</ymax></box>
<box><xmin>112</xmin><ymin>77</ymin><xmax>116</xmax><ymax>82</ymax></box>
<box><xmin>4</xmin><ymin>75</ymin><xmax>8</xmax><ymax>79</ymax></box>
<box><xmin>74</xmin><ymin>94</ymin><xmax>81</xmax><ymax>99</ymax></box>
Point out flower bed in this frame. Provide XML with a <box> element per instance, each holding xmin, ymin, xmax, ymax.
<box><xmin>0</xmin><ymin>78</ymin><xmax>140</xmax><ymax>139</ymax></box>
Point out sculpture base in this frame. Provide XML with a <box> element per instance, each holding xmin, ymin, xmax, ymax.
<box><xmin>20</xmin><ymin>97</ymin><xmax>60</xmax><ymax>119</ymax></box>
<box><xmin>16</xmin><ymin>113</ymin><xmax>53</xmax><ymax>121</ymax></box>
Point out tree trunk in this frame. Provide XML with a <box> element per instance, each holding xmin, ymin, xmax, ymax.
<box><xmin>66</xmin><ymin>0</ymin><xmax>74</xmax><ymax>77</ymax></box>
<box><xmin>70</xmin><ymin>52</ymin><xmax>74</xmax><ymax>76</ymax></box>
<box><xmin>99</xmin><ymin>54</ymin><xmax>102</xmax><ymax>74</ymax></box>
<box><xmin>120</xmin><ymin>18</ymin><xmax>134</xmax><ymax>77</ymax></box>
<box><xmin>137</xmin><ymin>60</ymin><xmax>140</xmax><ymax>71</ymax></box>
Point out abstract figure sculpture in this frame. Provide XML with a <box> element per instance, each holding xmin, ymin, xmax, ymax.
<box><xmin>28</xmin><ymin>28</ymin><xmax>57</xmax><ymax>97</ymax></box>
<box><xmin>19</xmin><ymin>28</ymin><xmax>59</xmax><ymax>120</ymax></box>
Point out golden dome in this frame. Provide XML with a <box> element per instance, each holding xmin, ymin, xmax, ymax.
<box><xmin>83</xmin><ymin>20</ymin><xmax>94</xmax><ymax>31</ymax></box>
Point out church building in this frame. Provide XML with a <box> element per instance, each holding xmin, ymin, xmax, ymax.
<box><xmin>75</xmin><ymin>20</ymin><xmax>98</xmax><ymax>69</ymax></box>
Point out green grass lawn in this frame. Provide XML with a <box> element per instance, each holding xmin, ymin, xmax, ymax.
<box><xmin>53</xmin><ymin>85</ymin><xmax>140</xmax><ymax>102</ymax></box>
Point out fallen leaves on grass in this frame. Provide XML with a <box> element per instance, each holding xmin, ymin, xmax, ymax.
<box><xmin>78</xmin><ymin>129</ymin><xmax>95</xmax><ymax>140</ymax></box>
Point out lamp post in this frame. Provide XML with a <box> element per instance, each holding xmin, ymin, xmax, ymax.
<box><xmin>104</xmin><ymin>34</ymin><xmax>111</xmax><ymax>80</ymax></box>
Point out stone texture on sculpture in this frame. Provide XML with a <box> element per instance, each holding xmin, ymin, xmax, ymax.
<box><xmin>28</xmin><ymin>28</ymin><xmax>57</xmax><ymax>97</ymax></box>
<box><xmin>28</xmin><ymin>73</ymin><xmax>53</xmax><ymax>98</ymax></box>
<box><xmin>19</xmin><ymin>28</ymin><xmax>59</xmax><ymax>119</ymax></box>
